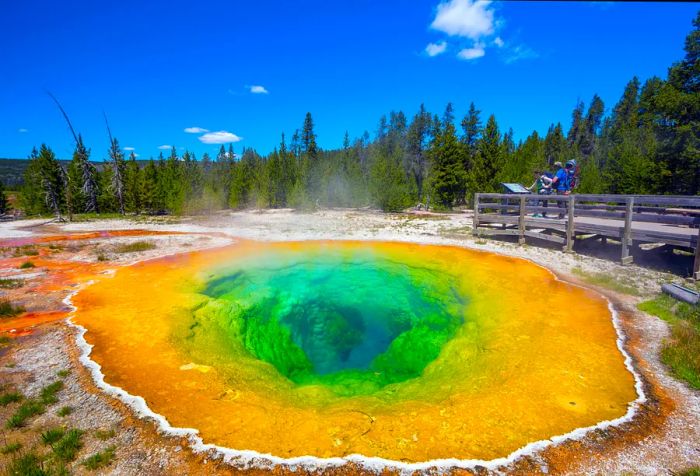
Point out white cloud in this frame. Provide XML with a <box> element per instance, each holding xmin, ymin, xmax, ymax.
<box><xmin>425</xmin><ymin>41</ymin><xmax>448</xmax><ymax>57</ymax></box>
<box><xmin>184</xmin><ymin>127</ymin><xmax>209</xmax><ymax>133</ymax></box>
<box><xmin>504</xmin><ymin>44</ymin><xmax>538</xmax><ymax>64</ymax></box>
<box><xmin>133</xmin><ymin>153</ymin><xmax>140</xmax><ymax>158</ymax></box>
<box><xmin>494</xmin><ymin>36</ymin><xmax>504</xmax><ymax>47</ymax></box>
<box><xmin>198</xmin><ymin>131</ymin><xmax>242</xmax><ymax>144</ymax></box>
<box><xmin>249</xmin><ymin>85</ymin><xmax>269</xmax><ymax>94</ymax></box>
<box><xmin>18</xmin><ymin>128</ymin><xmax>28</xmax><ymax>133</ymax></box>
<box><xmin>457</xmin><ymin>44</ymin><xmax>486</xmax><ymax>60</ymax></box>
<box><xmin>123</xmin><ymin>146</ymin><xmax>135</xmax><ymax>151</ymax></box>
<box><xmin>158</xmin><ymin>145</ymin><xmax>172</xmax><ymax>150</ymax></box>
<box><xmin>431</xmin><ymin>0</ymin><xmax>495</xmax><ymax>40</ymax></box>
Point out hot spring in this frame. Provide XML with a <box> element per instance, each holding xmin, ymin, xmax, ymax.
<box><xmin>72</xmin><ymin>240</ymin><xmax>638</xmax><ymax>464</ymax></box>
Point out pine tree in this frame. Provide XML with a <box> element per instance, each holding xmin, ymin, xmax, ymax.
<box><xmin>579</xmin><ymin>95</ymin><xmax>605</xmax><ymax>158</ymax></box>
<box><xmin>468</xmin><ymin>114</ymin><xmax>504</xmax><ymax>195</ymax></box>
<box><xmin>98</xmin><ymin>164</ymin><xmax>117</xmax><ymax>212</ymax></box>
<box><xmin>461</xmin><ymin>102</ymin><xmax>482</xmax><ymax>153</ymax></box>
<box><xmin>36</xmin><ymin>145</ymin><xmax>65</xmax><ymax>219</ymax></box>
<box><xmin>141</xmin><ymin>159</ymin><xmax>158</xmax><ymax>213</ymax></box>
<box><xmin>301</xmin><ymin>112</ymin><xmax>318</xmax><ymax>158</ymax></box>
<box><xmin>229</xmin><ymin>149</ymin><xmax>253</xmax><ymax>209</ymax></box>
<box><xmin>604</xmin><ymin>77</ymin><xmax>659</xmax><ymax>193</ymax></box>
<box><xmin>654</xmin><ymin>11</ymin><xmax>700</xmax><ymax>194</ymax></box>
<box><xmin>21</xmin><ymin>147</ymin><xmax>46</xmax><ymax>215</ymax></box>
<box><xmin>73</xmin><ymin>135</ymin><xmax>99</xmax><ymax>213</ymax></box>
<box><xmin>369</xmin><ymin>146</ymin><xmax>411</xmax><ymax>212</ymax></box>
<box><xmin>0</xmin><ymin>181</ymin><xmax>10</xmax><ymax>215</ymax></box>
<box><xmin>567</xmin><ymin>101</ymin><xmax>585</xmax><ymax>148</ymax></box>
<box><xmin>279</xmin><ymin>133</ymin><xmax>296</xmax><ymax>207</ymax></box>
<box><xmin>407</xmin><ymin>104</ymin><xmax>432</xmax><ymax>202</ymax></box>
<box><xmin>429</xmin><ymin>104</ymin><xmax>467</xmax><ymax>208</ymax></box>
<box><xmin>544</xmin><ymin>123</ymin><xmax>567</xmax><ymax>166</ymax></box>
<box><xmin>124</xmin><ymin>152</ymin><xmax>142</xmax><ymax>213</ymax></box>
<box><xmin>161</xmin><ymin>147</ymin><xmax>185</xmax><ymax>213</ymax></box>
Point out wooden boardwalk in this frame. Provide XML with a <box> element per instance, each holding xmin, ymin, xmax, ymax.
<box><xmin>473</xmin><ymin>193</ymin><xmax>700</xmax><ymax>278</ymax></box>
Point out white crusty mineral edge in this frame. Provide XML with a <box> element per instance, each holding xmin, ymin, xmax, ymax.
<box><xmin>64</xmin><ymin>243</ymin><xmax>647</xmax><ymax>474</ymax></box>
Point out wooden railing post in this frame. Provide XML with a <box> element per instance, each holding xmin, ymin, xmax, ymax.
<box><xmin>518</xmin><ymin>195</ymin><xmax>526</xmax><ymax>245</ymax></box>
<box><xmin>693</xmin><ymin>226</ymin><xmax>700</xmax><ymax>280</ymax></box>
<box><xmin>621</xmin><ymin>197</ymin><xmax>634</xmax><ymax>265</ymax></box>
<box><xmin>472</xmin><ymin>193</ymin><xmax>480</xmax><ymax>236</ymax></box>
<box><xmin>565</xmin><ymin>195</ymin><xmax>575</xmax><ymax>252</ymax></box>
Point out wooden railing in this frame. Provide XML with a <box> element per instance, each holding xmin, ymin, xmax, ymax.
<box><xmin>473</xmin><ymin>193</ymin><xmax>700</xmax><ymax>277</ymax></box>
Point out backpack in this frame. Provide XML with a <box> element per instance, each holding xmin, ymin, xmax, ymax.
<box><xmin>566</xmin><ymin>160</ymin><xmax>580</xmax><ymax>190</ymax></box>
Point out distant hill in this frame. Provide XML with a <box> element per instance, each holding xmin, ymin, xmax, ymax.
<box><xmin>0</xmin><ymin>158</ymin><xmax>150</xmax><ymax>189</ymax></box>
<box><xmin>0</xmin><ymin>159</ymin><xmax>32</xmax><ymax>188</ymax></box>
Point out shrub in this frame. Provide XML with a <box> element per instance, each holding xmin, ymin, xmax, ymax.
<box><xmin>0</xmin><ymin>300</ymin><xmax>25</xmax><ymax>318</ymax></box>
<box><xmin>113</xmin><ymin>241</ymin><xmax>156</xmax><ymax>253</ymax></box>
<box><xmin>0</xmin><ymin>391</ymin><xmax>22</xmax><ymax>406</ymax></box>
<box><xmin>82</xmin><ymin>445</ymin><xmax>116</xmax><ymax>470</ymax></box>
<box><xmin>3</xmin><ymin>452</ymin><xmax>46</xmax><ymax>476</ymax></box>
<box><xmin>0</xmin><ymin>442</ymin><xmax>21</xmax><ymax>455</ymax></box>
<box><xmin>0</xmin><ymin>278</ymin><xmax>24</xmax><ymax>289</ymax></box>
<box><xmin>40</xmin><ymin>381</ymin><xmax>64</xmax><ymax>405</ymax></box>
<box><xmin>6</xmin><ymin>399</ymin><xmax>45</xmax><ymax>428</ymax></box>
<box><xmin>95</xmin><ymin>428</ymin><xmax>116</xmax><ymax>441</ymax></box>
<box><xmin>41</xmin><ymin>427</ymin><xmax>66</xmax><ymax>446</ymax></box>
<box><xmin>52</xmin><ymin>428</ymin><xmax>83</xmax><ymax>462</ymax></box>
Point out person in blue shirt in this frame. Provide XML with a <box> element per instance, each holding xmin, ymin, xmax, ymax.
<box><xmin>551</xmin><ymin>162</ymin><xmax>570</xmax><ymax>192</ymax></box>
<box><xmin>551</xmin><ymin>161</ymin><xmax>572</xmax><ymax>218</ymax></box>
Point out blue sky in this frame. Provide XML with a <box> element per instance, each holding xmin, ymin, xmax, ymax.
<box><xmin>0</xmin><ymin>1</ymin><xmax>697</xmax><ymax>160</ymax></box>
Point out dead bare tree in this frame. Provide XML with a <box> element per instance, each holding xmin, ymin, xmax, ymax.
<box><xmin>46</xmin><ymin>91</ymin><xmax>99</xmax><ymax>215</ymax></box>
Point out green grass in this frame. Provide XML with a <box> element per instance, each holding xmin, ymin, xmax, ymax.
<box><xmin>51</xmin><ymin>428</ymin><xmax>83</xmax><ymax>462</ymax></box>
<box><xmin>94</xmin><ymin>428</ymin><xmax>116</xmax><ymax>441</ymax></box>
<box><xmin>18</xmin><ymin>260</ymin><xmax>35</xmax><ymax>269</ymax></box>
<box><xmin>41</xmin><ymin>427</ymin><xmax>66</xmax><ymax>446</ymax></box>
<box><xmin>5</xmin><ymin>380</ymin><xmax>66</xmax><ymax>428</ymax></box>
<box><xmin>638</xmin><ymin>294</ymin><xmax>700</xmax><ymax>390</ymax></box>
<box><xmin>13</xmin><ymin>246</ymin><xmax>39</xmax><ymax>257</ymax></box>
<box><xmin>81</xmin><ymin>445</ymin><xmax>116</xmax><ymax>470</ymax></box>
<box><xmin>0</xmin><ymin>391</ymin><xmax>23</xmax><ymax>406</ymax></box>
<box><xmin>571</xmin><ymin>267</ymin><xmax>641</xmax><ymax>296</ymax></box>
<box><xmin>113</xmin><ymin>241</ymin><xmax>156</xmax><ymax>253</ymax></box>
<box><xmin>2</xmin><ymin>452</ymin><xmax>48</xmax><ymax>476</ymax></box>
<box><xmin>6</xmin><ymin>399</ymin><xmax>45</xmax><ymax>428</ymax></box>
<box><xmin>0</xmin><ymin>442</ymin><xmax>21</xmax><ymax>455</ymax></box>
<box><xmin>0</xmin><ymin>335</ymin><xmax>11</xmax><ymax>346</ymax></box>
<box><xmin>0</xmin><ymin>278</ymin><xmax>24</xmax><ymax>289</ymax></box>
<box><xmin>678</xmin><ymin>469</ymin><xmax>700</xmax><ymax>476</ymax></box>
<box><xmin>56</xmin><ymin>406</ymin><xmax>72</xmax><ymax>417</ymax></box>
<box><xmin>56</xmin><ymin>369</ymin><xmax>70</xmax><ymax>378</ymax></box>
<box><xmin>39</xmin><ymin>381</ymin><xmax>64</xmax><ymax>406</ymax></box>
<box><xmin>70</xmin><ymin>212</ymin><xmax>124</xmax><ymax>222</ymax></box>
<box><xmin>0</xmin><ymin>299</ymin><xmax>25</xmax><ymax>318</ymax></box>
<box><xmin>638</xmin><ymin>294</ymin><xmax>679</xmax><ymax>322</ymax></box>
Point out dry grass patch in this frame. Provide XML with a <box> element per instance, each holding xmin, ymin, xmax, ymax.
<box><xmin>113</xmin><ymin>241</ymin><xmax>156</xmax><ymax>253</ymax></box>
<box><xmin>571</xmin><ymin>267</ymin><xmax>641</xmax><ymax>296</ymax></box>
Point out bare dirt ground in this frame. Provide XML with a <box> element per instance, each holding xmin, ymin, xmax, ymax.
<box><xmin>0</xmin><ymin>209</ymin><xmax>698</xmax><ymax>475</ymax></box>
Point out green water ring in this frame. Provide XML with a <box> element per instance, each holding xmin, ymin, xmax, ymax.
<box><xmin>178</xmin><ymin>248</ymin><xmax>470</xmax><ymax>398</ymax></box>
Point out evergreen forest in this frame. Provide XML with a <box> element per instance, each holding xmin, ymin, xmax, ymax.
<box><xmin>19</xmin><ymin>13</ymin><xmax>700</xmax><ymax>217</ymax></box>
